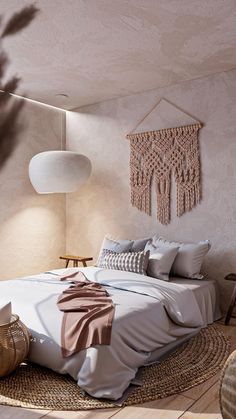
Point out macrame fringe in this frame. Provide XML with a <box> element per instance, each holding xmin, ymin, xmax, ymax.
<box><xmin>177</xmin><ymin>183</ymin><xmax>201</xmax><ymax>217</ymax></box>
<box><xmin>131</xmin><ymin>188</ymin><xmax>151</xmax><ymax>215</ymax></box>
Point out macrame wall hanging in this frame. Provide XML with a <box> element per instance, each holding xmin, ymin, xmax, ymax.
<box><xmin>126</xmin><ymin>99</ymin><xmax>202</xmax><ymax>225</ymax></box>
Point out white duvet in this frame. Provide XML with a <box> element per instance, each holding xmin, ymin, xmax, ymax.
<box><xmin>0</xmin><ymin>267</ymin><xmax>217</xmax><ymax>400</ymax></box>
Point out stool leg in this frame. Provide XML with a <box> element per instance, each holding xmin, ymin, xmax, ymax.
<box><xmin>65</xmin><ymin>260</ymin><xmax>69</xmax><ymax>268</ymax></box>
<box><xmin>82</xmin><ymin>261</ymin><xmax>87</xmax><ymax>267</ymax></box>
<box><xmin>225</xmin><ymin>284</ymin><xmax>236</xmax><ymax>325</ymax></box>
<box><xmin>73</xmin><ymin>260</ymin><xmax>78</xmax><ymax>267</ymax></box>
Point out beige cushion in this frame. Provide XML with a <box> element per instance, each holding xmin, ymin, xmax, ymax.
<box><xmin>153</xmin><ymin>236</ymin><xmax>211</xmax><ymax>279</ymax></box>
<box><xmin>145</xmin><ymin>239</ymin><xmax>179</xmax><ymax>281</ymax></box>
<box><xmin>0</xmin><ymin>302</ymin><xmax>12</xmax><ymax>325</ymax></box>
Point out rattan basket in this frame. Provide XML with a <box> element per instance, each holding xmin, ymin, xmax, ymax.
<box><xmin>219</xmin><ymin>350</ymin><xmax>236</xmax><ymax>419</ymax></box>
<box><xmin>0</xmin><ymin>314</ymin><xmax>30</xmax><ymax>377</ymax></box>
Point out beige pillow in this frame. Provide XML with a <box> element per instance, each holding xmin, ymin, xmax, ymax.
<box><xmin>145</xmin><ymin>240</ymin><xmax>179</xmax><ymax>281</ymax></box>
<box><xmin>153</xmin><ymin>236</ymin><xmax>211</xmax><ymax>279</ymax></box>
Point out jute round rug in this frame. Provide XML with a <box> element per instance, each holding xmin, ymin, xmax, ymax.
<box><xmin>0</xmin><ymin>324</ymin><xmax>230</xmax><ymax>410</ymax></box>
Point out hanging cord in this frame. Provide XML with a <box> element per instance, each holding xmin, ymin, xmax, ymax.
<box><xmin>127</xmin><ymin>98</ymin><xmax>201</xmax><ymax>136</ymax></box>
<box><xmin>128</xmin><ymin>100</ymin><xmax>163</xmax><ymax>135</ymax></box>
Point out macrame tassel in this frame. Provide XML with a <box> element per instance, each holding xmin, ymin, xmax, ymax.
<box><xmin>156</xmin><ymin>176</ymin><xmax>171</xmax><ymax>225</ymax></box>
<box><xmin>129</xmin><ymin>137</ymin><xmax>152</xmax><ymax>215</ymax></box>
<box><xmin>131</xmin><ymin>184</ymin><xmax>151</xmax><ymax>215</ymax></box>
<box><xmin>176</xmin><ymin>170</ymin><xmax>201</xmax><ymax>217</ymax></box>
<box><xmin>177</xmin><ymin>183</ymin><xmax>201</xmax><ymax>216</ymax></box>
<box><xmin>130</xmin><ymin>168</ymin><xmax>152</xmax><ymax>215</ymax></box>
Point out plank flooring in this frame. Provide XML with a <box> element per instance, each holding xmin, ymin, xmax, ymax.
<box><xmin>0</xmin><ymin>320</ymin><xmax>235</xmax><ymax>419</ymax></box>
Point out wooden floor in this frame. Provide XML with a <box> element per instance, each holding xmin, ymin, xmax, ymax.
<box><xmin>0</xmin><ymin>320</ymin><xmax>235</xmax><ymax>419</ymax></box>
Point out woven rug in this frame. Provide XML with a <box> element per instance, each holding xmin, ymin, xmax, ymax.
<box><xmin>0</xmin><ymin>324</ymin><xmax>230</xmax><ymax>410</ymax></box>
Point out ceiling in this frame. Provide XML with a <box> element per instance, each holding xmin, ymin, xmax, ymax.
<box><xmin>1</xmin><ymin>0</ymin><xmax>236</xmax><ymax>110</ymax></box>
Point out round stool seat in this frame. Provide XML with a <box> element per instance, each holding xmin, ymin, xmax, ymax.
<box><xmin>220</xmin><ymin>350</ymin><xmax>236</xmax><ymax>419</ymax></box>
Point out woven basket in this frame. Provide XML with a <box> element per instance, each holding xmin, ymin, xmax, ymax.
<box><xmin>0</xmin><ymin>314</ymin><xmax>30</xmax><ymax>377</ymax></box>
<box><xmin>219</xmin><ymin>350</ymin><xmax>236</xmax><ymax>419</ymax></box>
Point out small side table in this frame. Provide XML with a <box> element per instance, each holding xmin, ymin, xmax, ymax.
<box><xmin>225</xmin><ymin>273</ymin><xmax>236</xmax><ymax>325</ymax></box>
<box><xmin>59</xmin><ymin>255</ymin><xmax>93</xmax><ymax>268</ymax></box>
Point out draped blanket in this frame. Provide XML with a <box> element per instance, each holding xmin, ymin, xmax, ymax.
<box><xmin>57</xmin><ymin>271</ymin><xmax>115</xmax><ymax>357</ymax></box>
<box><xmin>126</xmin><ymin>123</ymin><xmax>202</xmax><ymax>225</ymax></box>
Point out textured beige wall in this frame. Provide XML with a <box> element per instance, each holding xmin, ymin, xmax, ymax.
<box><xmin>66</xmin><ymin>69</ymin><xmax>236</xmax><ymax>310</ymax></box>
<box><xmin>0</xmin><ymin>99</ymin><xmax>66</xmax><ymax>280</ymax></box>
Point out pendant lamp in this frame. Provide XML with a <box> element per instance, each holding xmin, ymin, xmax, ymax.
<box><xmin>29</xmin><ymin>150</ymin><xmax>91</xmax><ymax>193</ymax></box>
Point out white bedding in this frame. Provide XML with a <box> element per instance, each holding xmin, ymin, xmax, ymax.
<box><xmin>0</xmin><ymin>267</ymin><xmax>220</xmax><ymax>400</ymax></box>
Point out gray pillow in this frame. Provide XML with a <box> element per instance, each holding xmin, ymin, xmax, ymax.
<box><xmin>96</xmin><ymin>236</ymin><xmax>133</xmax><ymax>266</ymax></box>
<box><xmin>131</xmin><ymin>237</ymin><xmax>150</xmax><ymax>252</ymax></box>
<box><xmin>145</xmin><ymin>240</ymin><xmax>179</xmax><ymax>281</ymax></box>
<box><xmin>99</xmin><ymin>250</ymin><xmax>150</xmax><ymax>275</ymax></box>
<box><xmin>153</xmin><ymin>236</ymin><xmax>211</xmax><ymax>279</ymax></box>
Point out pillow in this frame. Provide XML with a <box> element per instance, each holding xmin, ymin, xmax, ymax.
<box><xmin>0</xmin><ymin>302</ymin><xmax>12</xmax><ymax>325</ymax></box>
<box><xmin>145</xmin><ymin>240</ymin><xmax>179</xmax><ymax>281</ymax></box>
<box><xmin>99</xmin><ymin>250</ymin><xmax>150</xmax><ymax>275</ymax></box>
<box><xmin>153</xmin><ymin>236</ymin><xmax>211</xmax><ymax>279</ymax></box>
<box><xmin>96</xmin><ymin>236</ymin><xmax>133</xmax><ymax>266</ymax></box>
<box><xmin>131</xmin><ymin>237</ymin><xmax>150</xmax><ymax>252</ymax></box>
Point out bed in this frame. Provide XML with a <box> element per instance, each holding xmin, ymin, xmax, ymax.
<box><xmin>0</xmin><ymin>267</ymin><xmax>221</xmax><ymax>400</ymax></box>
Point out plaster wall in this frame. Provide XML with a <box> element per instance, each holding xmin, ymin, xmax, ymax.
<box><xmin>66</xmin><ymin>69</ymin><xmax>236</xmax><ymax>310</ymax></box>
<box><xmin>2</xmin><ymin>0</ymin><xmax>236</xmax><ymax>109</ymax></box>
<box><xmin>0</xmin><ymin>99</ymin><xmax>66</xmax><ymax>280</ymax></box>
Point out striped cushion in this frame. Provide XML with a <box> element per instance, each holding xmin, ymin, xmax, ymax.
<box><xmin>98</xmin><ymin>250</ymin><xmax>149</xmax><ymax>275</ymax></box>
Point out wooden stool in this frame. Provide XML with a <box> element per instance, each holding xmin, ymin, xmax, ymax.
<box><xmin>59</xmin><ymin>255</ymin><xmax>93</xmax><ymax>268</ymax></box>
<box><xmin>225</xmin><ymin>273</ymin><xmax>236</xmax><ymax>325</ymax></box>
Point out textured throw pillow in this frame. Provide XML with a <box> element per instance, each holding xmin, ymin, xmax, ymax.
<box><xmin>145</xmin><ymin>240</ymin><xmax>179</xmax><ymax>281</ymax></box>
<box><xmin>96</xmin><ymin>236</ymin><xmax>134</xmax><ymax>266</ymax></box>
<box><xmin>0</xmin><ymin>302</ymin><xmax>11</xmax><ymax>325</ymax></box>
<box><xmin>153</xmin><ymin>236</ymin><xmax>211</xmax><ymax>279</ymax></box>
<box><xmin>99</xmin><ymin>250</ymin><xmax>150</xmax><ymax>275</ymax></box>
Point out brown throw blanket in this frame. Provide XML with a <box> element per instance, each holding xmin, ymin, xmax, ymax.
<box><xmin>57</xmin><ymin>270</ymin><xmax>115</xmax><ymax>358</ymax></box>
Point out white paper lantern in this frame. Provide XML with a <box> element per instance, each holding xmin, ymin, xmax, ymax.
<box><xmin>29</xmin><ymin>151</ymin><xmax>91</xmax><ymax>193</ymax></box>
